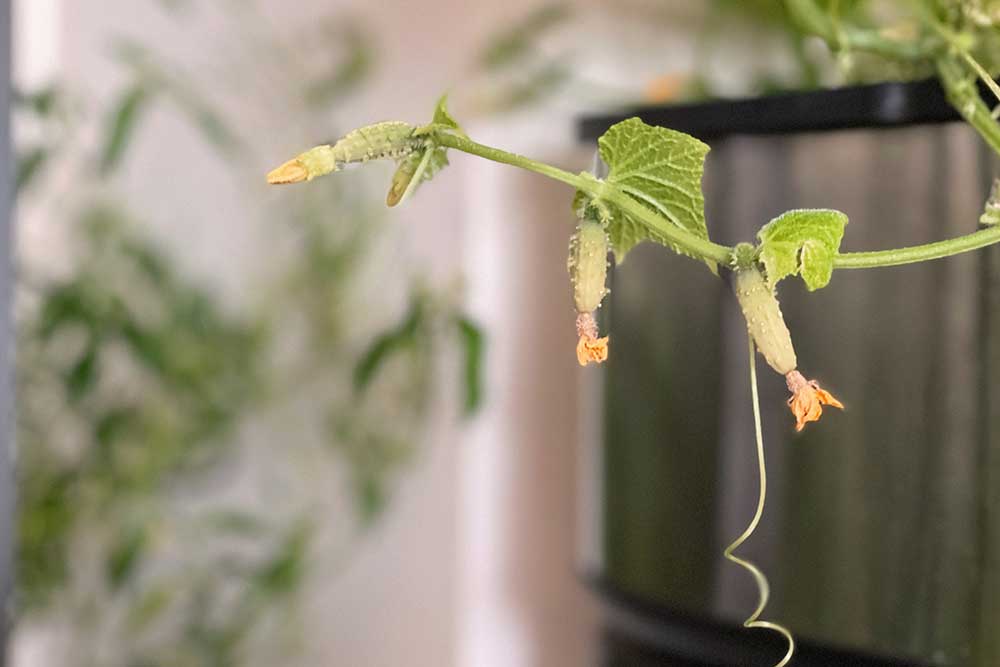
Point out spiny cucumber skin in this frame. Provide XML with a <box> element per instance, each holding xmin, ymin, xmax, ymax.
<box><xmin>568</xmin><ymin>220</ymin><xmax>609</xmax><ymax>313</ymax></box>
<box><xmin>331</xmin><ymin>121</ymin><xmax>420</xmax><ymax>164</ymax></box>
<box><xmin>734</xmin><ymin>266</ymin><xmax>797</xmax><ymax>375</ymax></box>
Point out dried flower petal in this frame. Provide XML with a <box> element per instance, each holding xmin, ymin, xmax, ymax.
<box><xmin>267</xmin><ymin>158</ymin><xmax>309</xmax><ymax>185</ymax></box>
<box><xmin>785</xmin><ymin>370</ymin><xmax>844</xmax><ymax>431</ymax></box>
<box><xmin>576</xmin><ymin>312</ymin><xmax>609</xmax><ymax>366</ymax></box>
<box><xmin>577</xmin><ymin>334</ymin><xmax>609</xmax><ymax>366</ymax></box>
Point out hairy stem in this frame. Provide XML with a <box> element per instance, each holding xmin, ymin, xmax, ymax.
<box><xmin>835</xmin><ymin>225</ymin><xmax>1000</xmax><ymax>269</ymax></box>
<box><xmin>437</xmin><ymin>131</ymin><xmax>1000</xmax><ymax>272</ymax></box>
<box><xmin>435</xmin><ymin>132</ymin><xmax>733</xmax><ymax>265</ymax></box>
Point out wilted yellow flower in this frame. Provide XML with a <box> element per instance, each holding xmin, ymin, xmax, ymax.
<box><xmin>785</xmin><ymin>370</ymin><xmax>844</xmax><ymax>432</ymax></box>
<box><xmin>576</xmin><ymin>312</ymin><xmax>609</xmax><ymax>366</ymax></box>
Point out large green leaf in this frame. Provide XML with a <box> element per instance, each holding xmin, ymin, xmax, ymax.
<box><xmin>756</xmin><ymin>208</ymin><xmax>848</xmax><ymax>290</ymax></box>
<box><xmin>595</xmin><ymin>118</ymin><xmax>711</xmax><ymax>262</ymax></box>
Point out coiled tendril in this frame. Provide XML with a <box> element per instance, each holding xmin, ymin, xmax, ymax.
<box><xmin>722</xmin><ymin>335</ymin><xmax>795</xmax><ymax>667</ymax></box>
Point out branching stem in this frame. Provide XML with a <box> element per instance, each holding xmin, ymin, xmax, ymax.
<box><xmin>436</xmin><ymin>132</ymin><xmax>1000</xmax><ymax>273</ymax></box>
<box><xmin>436</xmin><ymin>132</ymin><xmax>733</xmax><ymax>265</ymax></box>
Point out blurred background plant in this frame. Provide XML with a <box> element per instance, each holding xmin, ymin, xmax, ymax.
<box><xmin>464</xmin><ymin>0</ymin><xmax>1000</xmax><ymax>107</ymax></box>
<box><xmin>14</xmin><ymin>1</ymin><xmax>482</xmax><ymax>663</ymax></box>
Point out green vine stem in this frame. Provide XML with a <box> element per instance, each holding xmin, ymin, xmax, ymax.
<box><xmin>834</xmin><ymin>225</ymin><xmax>1000</xmax><ymax>269</ymax></box>
<box><xmin>937</xmin><ymin>55</ymin><xmax>1000</xmax><ymax>157</ymax></box>
<box><xmin>435</xmin><ymin>132</ymin><xmax>1000</xmax><ymax>272</ymax></box>
<box><xmin>435</xmin><ymin>132</ymin><xmax>734</xmax><ymax>265</ymax></box>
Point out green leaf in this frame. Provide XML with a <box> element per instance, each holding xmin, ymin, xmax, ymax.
<box><xmin>431</xmin><ymin>94</ymin><xmax>461</xmax><ymax>131</ymax></box>
<box><xmin>17</xmin><ymin>146</ymin><xmax>48</xmax><ymax>192</ymax></box>
<box><xmin>478</xmin><ymin>3</ymin><xmax>571</xmax><ymax>70</ymax></box>
<box><xmin>756</xmin><ymin>208</ymin><xmax>848</xmax><ymax>290</ymax></box>
<box><xmin>603</xmin><ymin>208</ymin><xmax>648</xmax><ymax>264</ymax></box>
<box><xmin>252</xmin><ymin>522</ymin><xmax>310</xmax><ymax>596</ymax></box>
<box><xmin>67</xmin><ymin>342</ymin><xmax>100</xmax><ymax>401</ymax></box>
<box><xmin>199</xmin><ymin>510</ymin><xmax>266</xmax><ymax>537</ymax></box>
<box><xmin>476</xmin><ymin>64</ymin><xmax>568</xmax><ymax>114</ymax></box>
<box><xmin>14</xmin><ymin>85</ymin><xmax>60</xmax><ymax>116</ymax></box>
<box><xmin>127</xmin><ymin>586</ymin><xmax>174</xmax><ymax>632</ymax></box>
<box><xmin>455</xmin><ymin>316</ymin><xmax>484</xmax><ymax>416</ymax></box>
<box><xmin>303</xmin><ymin>21</ymin><xmax>373</xmax><ymax>107</ymax></box>
<box><xmin>100</xmin><ymin>84</ymin><xmax>150</xmax><ymax>175</ymax></box>
<box><xmin>113</xmin><ymin>39</ymin><xmax>240</xmax><ymax>156</ymax></box>
<box><xmin>107</xmin><ymin>524</ymin><xmax>148</xmax><ymax>589</ymax></box>
<box><xmin>181</xmin><ymin>102</ymin><xmax>239</xmax><ymax>155</ymax></box>
<box><xmin>353</xmin><ymin>298</ymin><xmax>424</xmax><ymax>392</ymax></box>
<box><xmin>596</xmin><ymin>118</ymin><xmax>711</xmax><ymax>263</ymax></box>
<box><xmin>359</xmin><ymin>474</ymin><xmax>388</xmax><ymax>523</ymax></box>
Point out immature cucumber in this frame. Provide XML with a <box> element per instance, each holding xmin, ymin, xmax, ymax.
<box><xmin>332</xmin><ymin>121</ymin><xmax>420</xmax><ymax>164</ymax></box>
<box><xmin>568</xmin><ymin>219</ymin><xmax>611</xmax><ymax>366</ymax></box>
<box><xmin>267</xmin><ymin>121</ymin><xmax>421</xmax><ymax>185</ymax></box>
<box><xmin>568</xmin><ymin>219</ymin><xmax>609</xmax><ymax>314</ymax></box>
<box><xmin>733</xmin><ymin>265</ymin><xmax>797</xmax><ymax>375</ymax></box>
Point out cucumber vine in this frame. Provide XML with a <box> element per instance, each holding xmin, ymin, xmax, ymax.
<box><xmin>265</xmin><ymin>3</ymin><xmax>1000</xmax><ymax>663</ymax></box>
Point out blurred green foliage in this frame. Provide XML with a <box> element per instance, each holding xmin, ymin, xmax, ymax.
<box><xmin>15</xmin><ymin>1</ymin><xmax>483</xmax><ymax>664</ymax></box>
<box><xmin>479</xmin><ymin>3</ymin><xmax>572</xmax><ymax>70</ymax></box>
<box><xmin>303</xmin><ymin>18</ymin><xmax>375</xmax><ymax>108</ymax></box>
<box><xmin>14</xmin><ymin>85</ymin><xmax>69</xmax><ymax>194</ymax></box>
<box><xmin>464</xmin><ymin>0</ymin><xmax>1000</xmax><ymax>110</ymax></box>
<box><xmin>19</xmin><ymin>205</ymin><xmax>265</xmax><ymax>609</ymax></box>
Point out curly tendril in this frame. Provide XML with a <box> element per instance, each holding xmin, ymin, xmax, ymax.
<box><xmin>722</xmin><ymin>335</ymin><xmax>795</xmax><ymax>667</ymax></box>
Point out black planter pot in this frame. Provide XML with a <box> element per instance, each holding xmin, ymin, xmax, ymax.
<box><xmin>578</xmin><ymin>80</ymin><xmax>1000</xmax><ymax>667</ymax></box>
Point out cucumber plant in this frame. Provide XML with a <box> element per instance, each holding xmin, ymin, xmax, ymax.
<box><xmin>265</xmin><ymin>4</ymin><xmax>1000</xmax><ymax>661</ymax></box>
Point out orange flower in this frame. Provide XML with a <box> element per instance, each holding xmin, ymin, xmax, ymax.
<box><xmin>785</xmin><ymin>370</ymin><xmax>843</xmax><ymax>432</ymax></box>
<box><xmin>576</xmin><ymin>312</ymin><xmax>609</xmax><ymax>366</ymax></box>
